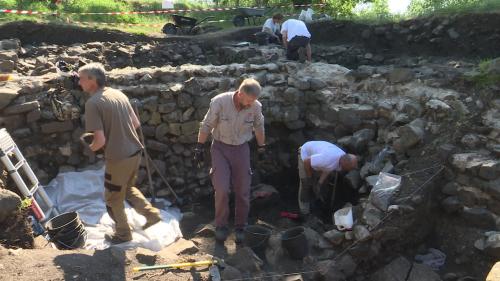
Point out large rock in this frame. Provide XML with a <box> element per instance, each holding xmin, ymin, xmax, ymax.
<box><xmin>393</xmin><ymin>118</ymin><xmax>425</xmax><ymax>153</ymax></box>
<box><xmin>461</xmin><ymin>207</ymin><xmax>497</xmax><ymax>229</ymax></box>
<box><xmin>486</xmin><ymin>57</ymin><xmax>500</xmax><ymax>75</ymax></box>
<box><xmin>3</xmin><ymin>101</ymin><xmax>40</xmax><ymax>115</ymax></box>
<box><xmin>294</xmin><ymin>62</ymin><xmax>350</xmax><ymax>87</ymax></box>
<box><xmin>0</xmin><ymin>39</ymin><xmax>20</xmax><ymax>51</ymax></box>
<box><xmin>388</xmin><ymin>68</ymin><xmax>414</xmax><ymax>83</ymax></box>
<box><xmin>163</xmin><ymin>238</ymin><xmax>198</xmax><ymax>255</ymax></box>
<box><xmin>41</xmin><ymin>120</ymin><xmax>74</xmax><ymax>134</ymax></box>
<box><xmin>0</xmin><ymin>83</ymin><xmax>20</xmax><ymax>110</ymax></box>
<box><xmin>407</xmin><ymin>263</ymin><xmax>442</xmax><ymax>281</ymax></box>
<box><xmin>371</xmin><ymin>256</ymin><xmax>412</xmax><ymax>281</ymax></box>
<box><xmin>0</xmin><ymin>189</ymin><xmax>21</xmax><ymax>223</ymax></box>
<box><xmin>225</xmin><ymin>247</ymin><xmax>263</xmax><ymax>273</ymax></box>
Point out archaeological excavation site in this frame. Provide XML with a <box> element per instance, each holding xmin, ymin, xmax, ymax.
<box><xmin>0</xmin><ymin>11</ymin><xmax>499</xmax><ymax>281</ymax></box>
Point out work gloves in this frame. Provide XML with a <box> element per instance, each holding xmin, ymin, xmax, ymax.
<box><xmin>193</xmin><ymin>142</ymin><xmax>205</xmax><ymax>168</ymax></box>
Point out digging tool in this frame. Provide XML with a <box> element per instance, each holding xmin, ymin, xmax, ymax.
<box><xmin>131</xmin><ymin>103</ymin><xmax>156</xmax><ymax>205</ymax></box>
<box><xmin>132</xmin><ymin>258</ymin><xmax>224</xmax><ymax>272</ymax></box>
<box><xmin>144</xmin><ymin>153</ymin><xmax>185</xmax><ymax>206</ymax></box>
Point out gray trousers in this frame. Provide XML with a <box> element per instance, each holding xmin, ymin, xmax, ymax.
<box><xmin>210</xmin><ymin>140</ymin><xmax>251</xmax><ymax>228</ymax></box>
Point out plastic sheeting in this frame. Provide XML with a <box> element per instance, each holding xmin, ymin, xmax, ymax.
<box><xmin>43</xmin><ymin>166</ymin><xmax>182</xmax><ymax>251</ymax></box>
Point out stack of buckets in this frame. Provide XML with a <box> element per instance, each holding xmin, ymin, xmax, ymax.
<box><xmin>45</xmin><ymin>212</ymin><xmax>87</xmax><ymax>250</ymax></box>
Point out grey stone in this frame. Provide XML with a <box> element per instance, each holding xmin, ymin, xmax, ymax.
<box><xmin>177</xmin><ymin>94</ymin><xmax>193</xmax><ymax>108</ymax></box>
<box><xmin>397</xmin><ymin>100</ymin><xmax>422</xmax><ymax>119</ymax></box>
<box><xmin>0</xmin><ymin>51</ymin><xmax>18</xmax><ymax>62</ymax></box>
<box><xmin>462</xmin><ymin>207</ymin><xmax>496</xmax><ymax>229</ymax></box>
<box><xmin>450</xmin><ymin>153</ymin><xmax>490</xmax><ymax>173</ymax></box>
<box><xmin>486</xmin><ymin>57</ymin><xmax>500</xmax><ymax>75</ymax></box>
<box><xmin>288</xmin><ymin>77</ymin><xmax>310</xmax><ymax>90</ymax></box>
<box><xmin>0</xmin><ymin>189</ymin><xmax>21</xmax><ymax>223</ymax></box>
<box><xmin>353</xmin><ymin>225</ymin><xmax>370</xmax><ymax>241</ymax></box>
<box><xmin>155</xmin><ymin>123</ymin><xmax>169</xmax><ymax>140</ymax></box>
<box><xmin>0</xmin><ymin>83</ymin><xmax>20</xmax><ymax>110</ymax></box>
<box><xmin>362</xmin><ymin>203</ymin><xmax>384</xmax><ymax>229</ymax></box>
<box><xmin>441</xmin><ymin>196</ymin><xmax>463</xmax><ymax>211</ymax></box>
<box><xmin>393</xmin><ymin>118</ymin><xmax>425</xmax><ymax>153</ymax></box>
<box><xmin>3</xmin><ymin>101</ymin><xmax>40</xmax><ymax>115</ymax></box>
<box><xmin>41</xmin><ymin>120</ymin><xmax>73</xmax><ymax>134</ymax></box>
<box><xmin>442</xmin><ymin>182</ymin><xmax>459</xmax><ymax>195</ymax></box>
<box><xmin>0</xmin><ymin>60</ymin><xmax>15</xmax><ymax>72</ymax></box>
<box><xmin>482</xmin><ymin>233</ymin><xmax>500</xmax><ymax>258</ymax></box>
<box><xmin>407</xmin><ymin>263</ymin><xmax>442</xmax><ymax>281</ymax></box>
<box><xmin>316</xmin><ymin>260</ymin><xmax>346</xmax><ymax>281</ymax></box>
<box><xmin>164</xmin><ymin>238</ymin><xmax>198</xmax><ymax>255</ymax></box>
<box><xmin>447</xmin><ymin>28</ymin><xmax>460</xmax><ymax>39</ymax></box>
<box><xmin>181</xmin><ymin>121</ymin><xmax>199</xmax><ymax>136</ymax></box>
<box><xmin>222</xmin><ymin>265</ymin><xmax>242</xmax><ymax>280</ymax></box>
<box><xmin>323</xmin><ymin>229</ymin><xmax>345</xmax><ymax>245</ymax></box>
<box><xmin>388</xmin><ymin>68</ymin><xmax>414</xmax><ymax>83</ymax></box>
<box><xmin>183</xmin><ymin>77</ymin><xmax>201</xmax><ymax>95</ymax></box>
<box><xmin>26</xmin><ymin>109</ymin><xmax>41</xmax><ymax>123</ymax></box>
<box><xmin>371</xmin><ymin>256</ymin><xmax>412</xmax><ymax>281</ymax></box>
<box><xmin>457</xmin><ymin>186</ymin><xmax>491</xmax><ymax>206</ymax></box>
<box><xmin>158</xmin><ymin>103</ymin><xmax>176</xmax><ymax>114</ymax></box>
<box><xmin>309</xmin><ymin>78</ymin><xmax>327</xmax><ymax>90</ymax></box>
<box><xmin>146</xmin><ymin>140</ymin><xmax>170</xmax><ymax>152</ymax></box>
<box><xmin>345</xmin><ymin>170</ymin><xmax>361</xmax><ymax>190</ymax></box>
<box><xmin>169</xmin><ymin>123</ymin><xmax>182</xmax><ymax>136</ymax></box>
<box><xmin>461</xmin><ymin>133</ymin><xmax>481</xmax><ymax>149</ymax></box>
<box><xmin>226</xmin><ymin>247</ymin><xmax>263</xmax><ymax>273</ymax></box>
<box><xmin>352</xmin><ymin>128</ymin><xmax>376</xmax><ymax>152</ymax></box>
<box><xmin>478</xmin><ymin>160</ymin><xmax>500</xmax><ymax>180</ymax></box>
<box><xmin>0</xmin><ymin>39</ymin><xmax>20</xmax><ymax>51</ymax></box>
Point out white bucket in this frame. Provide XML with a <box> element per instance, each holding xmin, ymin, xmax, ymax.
<box><xmin>333</xmin><ymin>206</ymin><xmax>353</xmax><ymax>231</ymax></box>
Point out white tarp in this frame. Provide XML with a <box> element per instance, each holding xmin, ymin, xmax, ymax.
<box><xmin>43</xmin><ymin>165</ymin><xmax>182</xmax><ymax>251</ymax></box>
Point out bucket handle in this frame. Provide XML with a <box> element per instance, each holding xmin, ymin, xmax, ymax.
<box><xmin>54</xmin><ymin>231</ymin><xmax>88</xmax><ymax>250</ymax></box>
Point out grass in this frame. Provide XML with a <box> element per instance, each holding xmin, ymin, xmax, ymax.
<box><xmin>466</xmin><ymin>58</ymin><xmax>500</xmax><ymax>87</ymax></box>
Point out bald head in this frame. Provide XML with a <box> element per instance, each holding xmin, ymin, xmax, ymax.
<box><xmin>339</xmin><ymin>154</ymin><xmax>358</xmax><ymax>171</ymax></box>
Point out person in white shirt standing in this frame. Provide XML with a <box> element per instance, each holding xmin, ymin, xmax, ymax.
<box><xmin>298</xmin><ymin>141</ymin><xmax>358</xmax><ymax>215</ymax></box>
<box><xmin>281</xmin><ymin>18</ymin><xmax>312</xmax><ymax>62</ymax></box>
<box><xmin>262</xmin><ymin>13</ymin><xmax>284</xmax><ymax>44</ymax></box>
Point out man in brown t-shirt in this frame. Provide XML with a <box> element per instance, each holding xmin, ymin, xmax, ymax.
<box><xmin>194</xmin><ymin>78</ymin><xmax>265</xmax><ymax>243</ymax></box>
<box><xmin>79</xmin><ymin>63</ymin><xmax>161</xmax><ymax>244</ymax></box>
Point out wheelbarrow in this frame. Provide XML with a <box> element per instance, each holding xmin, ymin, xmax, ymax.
<box><xmin>162</xmin><ymin>14</ymin><xmax>215</xmax><ymax>35</ymax></box>
<box><xmin>232</xmin><ymin>7</ymin><xmax>268</xmax><ymax>27</ymax></box>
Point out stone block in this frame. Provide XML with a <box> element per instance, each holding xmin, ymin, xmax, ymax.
<box><xmin>371</xmin><ymin>256</ymin><xmax>412</xmax><ymax>281</ymax></box>
<box><xmin>26</xmin><ymin>108</ymin><xmax>41</xmax><ymax>123</ymax></box>
<box><xmin>3</xmin><ymin>101</ymin><xmax>40</xmax><ymax>115</ymax></box>
<box><xmin>0</xmin><ymin>189</ymin><xmax>21</xmax><ymax>223</ymax></box>
<box><xmin>462</xmin><ymin>207</ymin><xmax>496</xmax><ymax>229</ymax></box>
<box><xmin>181</xmin><ymin>120</ymin><xmax>199</xmax><ymax>136</ymax></box>
<box><xmin>146</xmin><ymin>140</ymin><xmax>170</xmax><ymax>152</ymax></box>
<box><xmin>164</xmin><ymin>238</ymin><xmax>198</xmax><ymax>255</ymax></box>
<box><xmin>0</xmin><ymin>83</ymin><xmax>20</xmax><ymax>110</ymax></box>
<box><xmin>407</xmin><ymin>263</ymin><xmax>441</xmax><ymax>281</ymax></box>
<box><xmin>41</xmin><ymin>120</ymin><xmax>73</xmax><ymax>134</ymax></box>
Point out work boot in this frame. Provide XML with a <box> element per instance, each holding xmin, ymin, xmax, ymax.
<box><xmin>143</xmin><ymin>215</ymin><xmax>162</xmax><ymax>230</ymax></box>
<box><xmin>104</xmin><ymin>233</ymin><xmax>132</xmax><ymax>244</ymax></box>
<box><xmin>215</xmin><ymin>226</ymin><xmax>229</xmax><ymax>242</ymax></box>
<box><xmin>235</xmin><ymin>228</ymin><xmax>245</xmax><ymax>244</ymax></box>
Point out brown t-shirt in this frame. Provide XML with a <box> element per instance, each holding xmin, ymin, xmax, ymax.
<box><xmin>85</xmin><ymin>87</ymin><xmax>142</xmax><ymax>162</ymax></box>
<box><xmin>199</xmin><ymin>91</ymin><xmax>265</xmax><ymax>145</ymax></box>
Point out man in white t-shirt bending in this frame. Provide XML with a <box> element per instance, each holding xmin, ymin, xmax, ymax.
<box><xmin>298</xmin><ymin>141</ymin><xmax>358</xmax><ymax>215</ymax></box>
<box><xmin>281</xmin><ymin>19</ymin><xmax>312</xmax><ymax>62</ymax></box>
<box><xmin>262</xmin><ymin>13</ymin><xmax>283</xmax><ymax>44</ymax></box>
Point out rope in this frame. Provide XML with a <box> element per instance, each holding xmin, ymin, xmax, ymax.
<box><xmin>331</xmin><ymin>164</ymin><xmax>445</xmax><ymax>262</ymax></box>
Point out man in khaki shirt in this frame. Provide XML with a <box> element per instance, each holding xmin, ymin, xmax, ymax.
<box><xmin>194</xmin><ymin>78</ymin><xmax>265</xmax><ymax>243</ymax></box>
<box><xmin>79</xmin><ymin>63</ymin><xmax>161</xmax><ymax>244</ymax></box>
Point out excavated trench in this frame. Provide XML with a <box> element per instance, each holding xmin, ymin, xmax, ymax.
<box><xmin>0</xmin><ymin>13</ymin><xmax>499</xmax><ymax>280</ymax></box>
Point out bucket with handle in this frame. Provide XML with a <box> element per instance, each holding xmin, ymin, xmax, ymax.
<box><xmin>333</xmin><ymin>206</ymin><xmax>353</xmax><ymax>231</ymax></box>
<box><xmin>244</xmin><ymin>225</ymin><xmax>272</xmax><ymax>259</ymax></box>
<box><xmin>45</xmin><ymin>211</ymin><xmax>87</xmax><ymax>250</ymax></box>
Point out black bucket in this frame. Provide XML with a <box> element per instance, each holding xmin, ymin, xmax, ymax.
<box><xmin>255</xmin><ymin>32</ymin><xmax>269</xmax><ymax>46</ymax></box>
<box><xmin>281</xmin><ymin>226</ymin><xmax>309</xmax><ymax>259</ymax></box>
<box><xmin>45</xmin><ymin>212</ymin><xmax>87</xmax><ymax>250</ymax></box>
<box><xmin>244</xmin><ymin>225</ymin><xmax>272</xmax><ymax>259</ymax></box>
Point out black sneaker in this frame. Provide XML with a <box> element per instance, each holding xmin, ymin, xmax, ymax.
<box><xmin>215</xmin><ymin>226</ymin><xmax>229</xmax><ymax>242</ymax></box>
<box><xmin>104</xmin><ymin>233</ymin><xmax>132</xmax><ymax>244</ymax></box>
<box><xmin>235</xmin><ymin>228</ymin><xmax>245</xmax><ymax>244</ymax></box>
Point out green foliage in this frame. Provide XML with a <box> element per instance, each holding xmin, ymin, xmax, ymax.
<box><xmin>467</xmin><ymin>58</ymin><xmax>500</xmax><ymax>87</ymax></box>
<box><xmin>19</xmin><ymin>198</ymin><xmax>32</xmax><ymax>210</ymax></box>
<box><xmin>407</xmin><ymin>0</ymin><xmax>500</xmax><ymax>16</ymax></box>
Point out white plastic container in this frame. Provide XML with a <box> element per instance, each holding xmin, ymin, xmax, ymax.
<box><xmin>333</xmin><ymin>206</ymin><xmax>353</xmax><ymax>231</ymax></box>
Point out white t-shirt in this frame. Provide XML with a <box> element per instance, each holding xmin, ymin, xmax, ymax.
<box><xmin>300</xmin><ymin>141</ymin><xmax>346</xmax><ymax>172</ymax></box>
<box><xmin>281</xmin><ymin>19</ymin><xmax>311</xmax><ymax>42</ymax></box>
<box><xmin>262</xmin><ymin>18</ymin><xmax>280</xmax><ymax>34</ymax></box>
